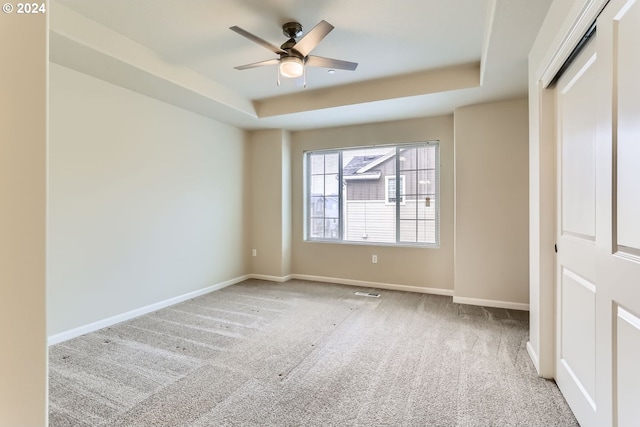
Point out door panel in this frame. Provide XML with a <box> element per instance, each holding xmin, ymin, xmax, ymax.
<box><xmin>560</xmin><ymin>267</ymin><xmax>596</xmax><ymax>405</ymax></box>
<box><xmin>555</xmin><ymin>0</ymin><xmax>640</xmax><ymax>425</ymax></box>
<box><xmin>615</xmin><ymin>0</ymin><xmax>640</xmax><ymax>254</ymax></box>
<box><xmin>555</xmin><ymin>36</ymin><xmax>599</xmax><ymax>426</ymax></box>
<box><xmin>616</xmin><ymin>306</ymin><xmax>640</xmax><ymax>426</ymax></box>
<box><xmin>559</xmin><ymin>52</ymin><xmax>598</xmax><ymax>240</ymax></box>
<box><xmin>604</xmin><ymin>2</ymin><xmax>640</xmax><ymax>425</ymax></box>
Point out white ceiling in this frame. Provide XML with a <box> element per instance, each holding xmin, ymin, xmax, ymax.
<box><xmin>50</xmin><ymin>0</ymin><xmax>552</xmax><ymax>130</ymax></box>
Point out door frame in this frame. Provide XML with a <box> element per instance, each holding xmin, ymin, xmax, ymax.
<box><xmin>527</xmin><ymin>0</ymin><xmax>610</xmax><ymax>378</ymax></box>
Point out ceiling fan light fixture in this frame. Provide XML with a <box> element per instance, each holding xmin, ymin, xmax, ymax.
<box><xmin>231</xmin><ymin>20</ymin><xmax>358</xmax><ymax>86</ymax></box>
<box><xmin>279</xmin><ymin>56</ymin><xmax>304</xmax><ymax>78</ymax></box>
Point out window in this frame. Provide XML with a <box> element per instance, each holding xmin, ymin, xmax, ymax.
<box><xmin>305</xmin><ymin>142</ymin><xmax>439</xmax><ymax>247</ymax></box>
<box><xmin>385</xmin><ymin>175</ymin><xmax>405</xmax><ymax>205</ymax></box>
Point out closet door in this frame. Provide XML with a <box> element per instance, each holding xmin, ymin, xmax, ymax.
<box><xmin>596</xmin><ymin>1</ymin><xmax>640</xmax><ymax>425</ymax></box>
<box><xmin>555</xmin><ymin>35</ymin><xmax>599</xmax><ymax>427</ymax></box>
<box><xmin>555</xmin><ymin>1</ymin><xmax>640</xmax><ymax>425</ymax></box>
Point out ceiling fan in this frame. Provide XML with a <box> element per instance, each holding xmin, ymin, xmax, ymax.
<box><xmin>230</xmin><ymin>20</ymin><xmax>358</xmax><ymax>87</ymax></box>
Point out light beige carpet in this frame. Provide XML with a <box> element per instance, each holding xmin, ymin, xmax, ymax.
<box><xmin>49</xmin><ymin>279</ymin><xmax>577</xmax><ymax>426</ymax></box>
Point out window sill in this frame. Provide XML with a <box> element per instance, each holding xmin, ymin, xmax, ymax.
<box><xmin>304</xmin><ymin>238</ymin><xmax>439</xmax><ymax>249</ymax></box>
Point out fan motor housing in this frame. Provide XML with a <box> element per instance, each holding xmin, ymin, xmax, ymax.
<box><xmin>280</xmin><ymin>39</ymin><xmax>299</xmax><ymax>52</ymax></box>
<box><xmin>282</xmin><ymin>22</ymin><xmax>303</xmax><ymax>39</ymax></box>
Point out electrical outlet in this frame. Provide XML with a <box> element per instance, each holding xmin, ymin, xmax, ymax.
<box><xmin>372</xmin><ymin>255</ymin><xmax>378</xmax><ymax>264</ymax></box>
<box><xmin>252</xmin><ymin>249</ymin><xmax>257</xmax><ymax>257</ymax></box>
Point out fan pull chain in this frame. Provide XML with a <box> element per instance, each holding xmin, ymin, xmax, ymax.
<box><xmin>276</xmin><ymin>65</ymin><xmax>281</xmax><ymax>86</ymax></box>
<box><xmin>303</xmin><ymin>64</ymin><xmax>307</xmax><ymax>88</ymax></box>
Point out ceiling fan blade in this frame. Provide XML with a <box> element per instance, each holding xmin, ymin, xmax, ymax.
<box><xmin>306</xmin><ymin>55</ymin><xmax>358</xmax><ymax>71</ymax></box>
<box><xmin>293</xmin><ymin>20</ymin><xmax>334</xmax><ymax>57</ymax></box>
<box><xmin>230</xmin><ymin>26</ymin><xmax>286</xmax><ymax>55</ymax></box>
<box><xmin>234</xmin><ymin>58</ymin><xmax>280</xmax><ymax>70</ymax></box>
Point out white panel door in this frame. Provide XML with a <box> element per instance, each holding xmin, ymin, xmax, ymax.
<box><xmin>556</xmin><ymin>1</ymin><xmax>640</xmax><ymax>425</ymax></box>
<box><xmin>598</xmin><ymin>1</ymin><xmax>640</xmax><ymax>425</ymax></box>
<box><xmin>555</xmin><ymin>37</ymin><xmax>599</xmax><ymax>426</ymax></box>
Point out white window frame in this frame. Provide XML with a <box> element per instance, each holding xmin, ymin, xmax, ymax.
<box><xmin>384</xmin><ymin>175</ymin><xmax>405</xmax><ymax>205</ymax></box>
<box><xmin>304</xmin><ymin>142</ymin><xmax>440</xmax><ymax>248</ymax></box>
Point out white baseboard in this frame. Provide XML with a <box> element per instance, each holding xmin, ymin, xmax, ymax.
<box><xmin>526</xmin><ymin>341</ymin><xmax>540</xmax><ymax>374</ymax></box>
<box><xmin>248</xmin><ymin>274</ymin><xmax>292</xmax><ymax>283</ymax></box>
<box><xmin>290</xmin><ymin>274</ymin><xmax>455</xmax><ymax>296</ymax></box>
<box><xmin>452</xmin><ymin>296</ymin><xmax>529</xmax><ymax>311</ymax></box>
<box><xmin>47</xmin><ymin>275</ymin><xmax>250</xmax><ymax>346</ymax></box>
<box><xmin>49</xmin><ymin>274</ymin><xmax>528</xmax><ymax>346</ymax></box>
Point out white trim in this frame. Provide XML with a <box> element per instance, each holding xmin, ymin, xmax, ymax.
<box><xmin>48</xmin><ymin>273</ymin><xmax>529</xmax><ymax>346</ymax></box>
<box><xmin>480</xmin><ymin>0</ymin><xmax>498</xmax><ymax>85</ymax></box>
<box><xmin>290</xmin><ymin>274</ymin><xmax>454</xmax><ymax>296</ymax></box>
<box><xmin>344</xmin><ymin>172</ymin><xmax>381</xmax><ymax>181</ymax></box>
<box><xmin>563</xmin><ymin>267</ymin><xmax>596</xmax><ymax>294</ymax></box>
<box><xmin>357</xmin><ymin>150</ymin><xmax>396</xmax><ymax>174</ymax></box>
<box><xmin>539</xmin><ymin>0</ymin><xmax>607</xmax><ymax>86</ymax></box>
<box><xmin>249</xmin><ymin>274</ymin><xmax>292</xmax><ymax>283</ymax></box>
<box><xmin>384</xmin><ymin>174</ymin><xmax>405</xmax><ymax>205</ymax></box>
<box><xmin>618</xmin><ymin>306</ymin><xmax>640</xmax><ymax>331</ymax></box>
<box><xmin>527</xmin><ymin>341</ymin><xmax>541</xmax><ymax>374</ymax></box>
<box><xmin>560</xmin><ymin>358</ymin><xmax>597</xmax><ymax>411</ymax></box>
<box><xmin>530</xmin><ymin>0</ymin><xmax>609</xmax><ymax>381</ymax></box>
<box><xmin>47</xmin><ymin>275</ymin><xmax>250</xmax><ymax>345</ymax></box>
<box><xmin>453</xmin><ymin>296</ymin><xmax>530</xmax><ymax>311</ymax></box>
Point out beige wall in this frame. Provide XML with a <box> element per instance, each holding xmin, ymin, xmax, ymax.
<box><xmin>249</xmin><ymin>129</ymin><xmax>292</xmax><ymax>278</ymax></box>
<box><xmin>47</xmin><ymin>62</ymin><xmax>531</xmax><ymax>346</ymax></box>
<box><xmin>48</xmin><ymin>63</ymin><xmax>249</xmax><ymax>335</ymax></box>
<box><xmin>0</xmin><ymin>12</ymin><xmax>48</xmax><ymax>427</ymax></box>
<box><xmin>454</xmin><ymin>99</ymin><xmax>529</xmax><ymax>306</ymax></box>
<box><xmin>290</xmin><ymin>116</ymin><xmax>455</xmax><ymax>291</ymax></box>
<box><xmin>281</xmin><ymin>131</ymin><xmax>293</xmax><ymax>276</ymax></box>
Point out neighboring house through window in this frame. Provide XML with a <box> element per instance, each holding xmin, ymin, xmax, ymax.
<box><xmin>385</xmin><ymin>175</ymin><xmax>405</xmax><ymax>205</ymax></box>
<box><xmin>305</xmin><ymin>142</ymin><xmax>439</xmax><ymax>247</ymax></box>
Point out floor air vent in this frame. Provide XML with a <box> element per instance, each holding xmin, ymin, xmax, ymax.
<box><xmin>355</xmin><ymin>292</ymin><xmax>380</xmax><ymax>298</ymax></box>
